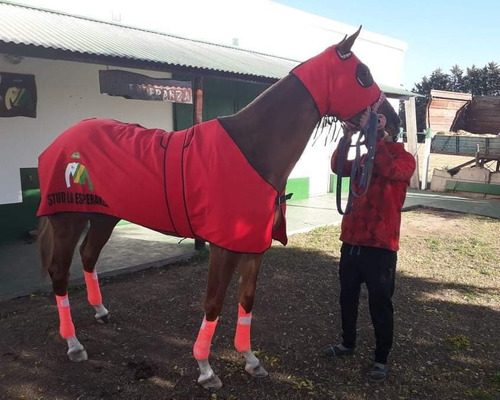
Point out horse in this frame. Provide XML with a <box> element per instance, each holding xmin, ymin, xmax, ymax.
<box><xmin>36</xmin><ymin>27</ymin><xmax>401</xmax><ymax>390</ymax></box>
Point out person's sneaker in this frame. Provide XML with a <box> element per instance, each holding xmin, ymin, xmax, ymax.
<box><xmin>322</xmin><ymin>345</ymin><xmax>355</xmax><ymax>358</ymax></box>
<box><xmin>369</xmin><ymin>363</ymin><xmax>388</xmax><ymax>382</ymax></box>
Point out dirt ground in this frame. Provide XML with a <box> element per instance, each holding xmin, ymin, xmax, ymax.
<box><xmin>0</xmin><ymin>208</ymin><xmax>499</xmax><ymax>400</ymax></box>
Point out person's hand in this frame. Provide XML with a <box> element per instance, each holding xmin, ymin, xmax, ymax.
<box><xmin>359</xmin><ymin>111</ymin><xmax>370</xmax><ymax>129</ymax></box>
<box><xmin>381</xmin><ymin>131</ymin><xmax>393</xmax><ymax>142</ymax></box>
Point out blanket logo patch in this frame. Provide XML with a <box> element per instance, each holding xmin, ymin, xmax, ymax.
<box><xmin>65</xmin><ymin>161</ymin><xmax>94</xmax><ymax>192</ymax></box>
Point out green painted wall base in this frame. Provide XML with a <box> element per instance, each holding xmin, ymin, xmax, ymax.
<box><xmin>329</xmin><ymin>174</ymin><xmax>350</xmax><ymax>194</ymax></box>
<box><xmin>445</xmin><ymin>180</ymin><xmax>500</xmax><ymax>195</ymax></box>
<box><xmin>285</xmin><ymin>177</ymin><xmax>309</xmax><ymax>200</ymax></box>
<box><xmin>0</xmin><ymin>168</ymin><xmax>40</xmax><ymax>244</ymax></box>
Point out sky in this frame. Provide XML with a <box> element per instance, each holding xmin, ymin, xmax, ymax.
<box><xmin>276</xmin><ymin>0</ymin><xmax>499</xmax><ymax>88</ymax></box>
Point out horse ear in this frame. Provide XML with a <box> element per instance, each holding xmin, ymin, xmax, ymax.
<box><xmin>337</xmin><ymin>26</ymin><xmax>362</xmax><ymax>56</ymax></box>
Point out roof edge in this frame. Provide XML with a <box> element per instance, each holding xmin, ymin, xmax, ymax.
<box><xmin>0</xmin><ymin>0</ymin><xmax>301</xmax><ymax>64</ymax></box>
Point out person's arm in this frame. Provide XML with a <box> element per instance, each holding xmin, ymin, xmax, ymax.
<box><xmin>373</xmin><ymin>141</ymin><xmax>416</xmax><ymax>181</ymax></box>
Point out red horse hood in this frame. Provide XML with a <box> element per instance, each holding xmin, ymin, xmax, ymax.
<box><xmin>291</xmin><ymin>44</ymin><xmax>381</xmax><ymax>120</ymax></box>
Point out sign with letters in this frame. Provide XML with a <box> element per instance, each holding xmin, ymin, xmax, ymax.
<box><xmin>99</xmin><ymin>70</ymin><xmax>192</xmax><ymax>104</ymax></box>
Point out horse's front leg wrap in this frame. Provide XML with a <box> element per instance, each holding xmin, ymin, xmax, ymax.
<box><xmin>55</xmin><ymin>294</ymin><xmax>88</xmax><ymax>361</ymax></box>
<box><xmin>234</xmin><ymin>303</ymin><xmax>252</xmax><ymax>352</ymax></box>
<box><xmin>83</xmin><ymin>270</ymin><xmax>102</xmax><ymax>305</ymax></box>
<box><xmin>193</xmin><ymin>316</ymin><xmax>218</xmax><ymax>360</ymax></box>
<box><xmin>55</xmin><ymin>294</ymin><xmax>75</xmax><ymax>339</ymax></box>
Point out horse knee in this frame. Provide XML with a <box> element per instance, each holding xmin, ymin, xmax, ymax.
<box><xmin>204</xmin><ymin>300</ymin><xmax>222</xmax><ymax>321</ymax></box>
<box><xmin>79</xmin><ymin>244</ymin><xmax>98</xmax><ymax>271</ymax></box>
<box><xmin>81</xmin><ymin>254</ymin><xmax>98</xmax><ymax>272</ymax></box>
<box><xmin>48</xmin><ymin>264</ymin><xmax>69</xmax><ymax>295</ymax></box>
<box><xmin>238</xmin><ymin>295</ymin><xmax>254</xmax><ymax>313</ymax></box>
<box><xmin>238</xmin><ymin>282</ymin><xmax>257</xmax><ymax>311</ymax></box>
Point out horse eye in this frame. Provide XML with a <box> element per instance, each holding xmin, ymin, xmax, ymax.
<box><xmin>356</xmin><ymin>63</ymin><xmax>374</xmax><ymax>87</ymax></box>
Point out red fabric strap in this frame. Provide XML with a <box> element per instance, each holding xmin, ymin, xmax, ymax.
<box><xmin>165</xmin><ymin>129</ymin><xmax>194</xmax><ymax>239</ymax></box>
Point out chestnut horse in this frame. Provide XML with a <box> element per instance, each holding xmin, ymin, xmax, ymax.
<box><xmin>37</xmin><ymin>28</ymin><xmax>400</xmax><ymax>390</ymax></box>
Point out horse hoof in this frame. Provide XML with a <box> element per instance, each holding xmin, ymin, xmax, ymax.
<box><xmin>68</xmin><ymin>349</ymin><xmax>88</xmax><ymax>362</ymax></box>
<box><xmin>198</xmin><ymin>373</ymin><xmax>223</xmax><ymax>391</ymax></box>
<box><xmin>246</xmin><ymin>364</ymin><xmax>269</xmax><ymax>378</ymax></box>
<box><xmin>96</xmin><ymin>314</ymin><xmax>110</xmax><ymax>324</ymax></box>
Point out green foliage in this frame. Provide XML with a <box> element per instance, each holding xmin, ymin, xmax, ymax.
<box><xmin>400</xmin><ymin>62</ymin><xmax>500</xmax><ymax>131</ymax></box>
<box><xmin>292</xmin><ymin>378</ymin><xmax>315</xmax><ymax>394</ymax></box>
<box><xmin>424</xmin><ymin>237</ymin><xmax>441</xmax><ymax>251</ymax></box>
<box><xmin>445</xmin><ymin>335</ymin><xmax>471</xmax><ymax>349</ymax></box>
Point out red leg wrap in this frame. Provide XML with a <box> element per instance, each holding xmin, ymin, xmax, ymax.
<box><xmin>234</xmin><ymin>303</ymin><xmax>252</xmax><ymax>353</ymax></box>
<box><xmin>56</xmin><ymin>294</ymin><xmax>75</xmax><ymax>339</ymax></box>
<box><xmin>193</xmin><ymin>316</ymin><xmax>218</xmax><ymax>360</ymax></box>
<box><xmin>84</xmin><ymin>269</ymin><xmax>102</xmax><ymax>306</ymax></box>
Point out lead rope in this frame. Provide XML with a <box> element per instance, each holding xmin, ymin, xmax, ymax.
<box><xmin>335</xmin><ymin>111</ymin><xmax>378</xmax><ymax>215</ymax></box>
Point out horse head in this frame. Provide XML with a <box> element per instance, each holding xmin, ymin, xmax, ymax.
<box><xmin>291</xmin><ymin>26</ymin><xmax>400</xmax><ymax>136</ymax></box>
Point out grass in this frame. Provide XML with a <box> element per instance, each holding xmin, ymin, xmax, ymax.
<box><xmin>398</xmin><ymin>212</ymin><xmax>500</xmax><ymax>306</ymax></box>
<box><xmin>285</xmin><ymin>208</ymin><xmax>500</xmax><ymax>399</ymax></box>
<box><xmin>445</xmin><ymin>335</ymin><xmax>471</xmax><ymax>349</ymax></box>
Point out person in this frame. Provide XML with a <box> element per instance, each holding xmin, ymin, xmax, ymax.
<box><xmin>323</xmin><ymin>117</ymin><xmax>416</xmax><ymax>382</ymax></box>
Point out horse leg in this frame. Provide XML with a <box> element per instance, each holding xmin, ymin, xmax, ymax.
<box><xmin>194</xmin><ymin>245</ymin><xmax>241</xmax><ymax>390</ymax></box>
<box><xmin>79</xmin><ymin>214</ymin><xmax>120</xmax><ymax>324</ymax></box>
<box><xmin>48</xmin><ymin>213</ymin><xmax>88</xmax><ymax>362</ymax></box>
<box><xmin>234</xmin><ymin>253</ymin><xmax>268</xmax><ymax>378</ymax></box>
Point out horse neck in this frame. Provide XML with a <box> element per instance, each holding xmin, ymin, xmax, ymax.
<box><xmin>220</xmin><ymin>74</ymin><xmax>320</xmax><ymax>192</ymax></box>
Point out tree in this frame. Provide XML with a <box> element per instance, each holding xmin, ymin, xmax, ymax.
<box><xmin>483</xmin><ymin>62</ymin><xmax>500</xmax><ymax>96</ymax></box>
<box><xmin>400</xmin><ymin>62</ymin><xmax>500</xmax><ymax>131</ymax></box>
<box><xmin>449</xmin><ymin>65</ymin><xmax>465</xmax><ymax>92</ymax></box>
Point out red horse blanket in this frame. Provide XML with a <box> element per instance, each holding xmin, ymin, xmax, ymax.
<box><xmin>38</xmin><ymin>118</ymin><xmax>287</xmax><ymax>253</ymax></box>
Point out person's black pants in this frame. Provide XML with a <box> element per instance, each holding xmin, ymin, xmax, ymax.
<box><xmin>339</xmin><ymin>243</ymin><xmax>397</xmax><ymax>364</ymax></box>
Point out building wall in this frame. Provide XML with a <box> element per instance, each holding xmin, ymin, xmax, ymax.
<box><xmin>0</xmin><ymin>55</ymin><xmax>175</xmax><ymax>206</ymax></box>
<box><xmin>0</xmin><ymin>55</ymin><xmax>179</xmax><ymax>242</ymax></box>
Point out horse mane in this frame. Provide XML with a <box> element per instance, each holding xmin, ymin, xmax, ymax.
<box><xmin>311</xmin><ymin>115</ymin><xmax>342</xmax><ymax>147</ymax></box>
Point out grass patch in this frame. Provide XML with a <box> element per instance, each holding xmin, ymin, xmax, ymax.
<box><xmin>425</xmin><ymin>236</ymin><xmax>441</xmax><ymax>250</ymax></box>
<box><xmin>445</xmin><ymin>335</ymin><xmax>471</xmax><ymax>349</ymax></box>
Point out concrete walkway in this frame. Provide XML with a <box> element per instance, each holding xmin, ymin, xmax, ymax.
<box><xmin>0</xmin><ymin>190</ymin><xmax>498</xmax><ymax>301</ymax></box>
<box><xmin>403</xmin><ymin>189</ymin><xmax>500</xmax><ymax>219</ymax></box>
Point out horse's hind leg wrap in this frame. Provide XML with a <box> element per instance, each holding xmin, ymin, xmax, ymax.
<box><xmin>193</xmin><ymin>316</ymin><xmax>218</xmax><ymax>360</ymax></box>
<box><xmin>84</xmin><ymin>270</ymin><xmax>102</xmax><ymax>305</ymax></box>
<box><xmin>55</xmin><ymin>294</ymin><xmax>76</xmax><ymax>339</ymax></box>
<box><xmin>233</xmin><ymin>303</ymin><xmax>267</xmax><ymax>377</ymax></box>
<box><xmin>234</xmin><ymin>303</ymin><xmax>252</xmax><ymax>352</ymax></box>
<box><xmin>84</xmin><ymin>269</ymin><xmax>108</xmax><ymax>321</ymax></box>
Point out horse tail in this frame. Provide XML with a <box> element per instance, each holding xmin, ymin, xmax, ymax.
<box><xmin>37</xmin><ymin>216</ymin><xmax>54</xmax><ymax>277</ymax></box>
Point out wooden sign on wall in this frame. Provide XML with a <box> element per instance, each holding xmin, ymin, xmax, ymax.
<box><xmin>99</xmin><ymin>70</ymin><xmax>192</xmax><ymax>104</ymax></box>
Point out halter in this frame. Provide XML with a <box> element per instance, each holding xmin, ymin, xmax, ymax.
<box><xmin>335</xmin><ymin>92</ymin><xmax>386</xmax><ymax>215</ymax></box>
